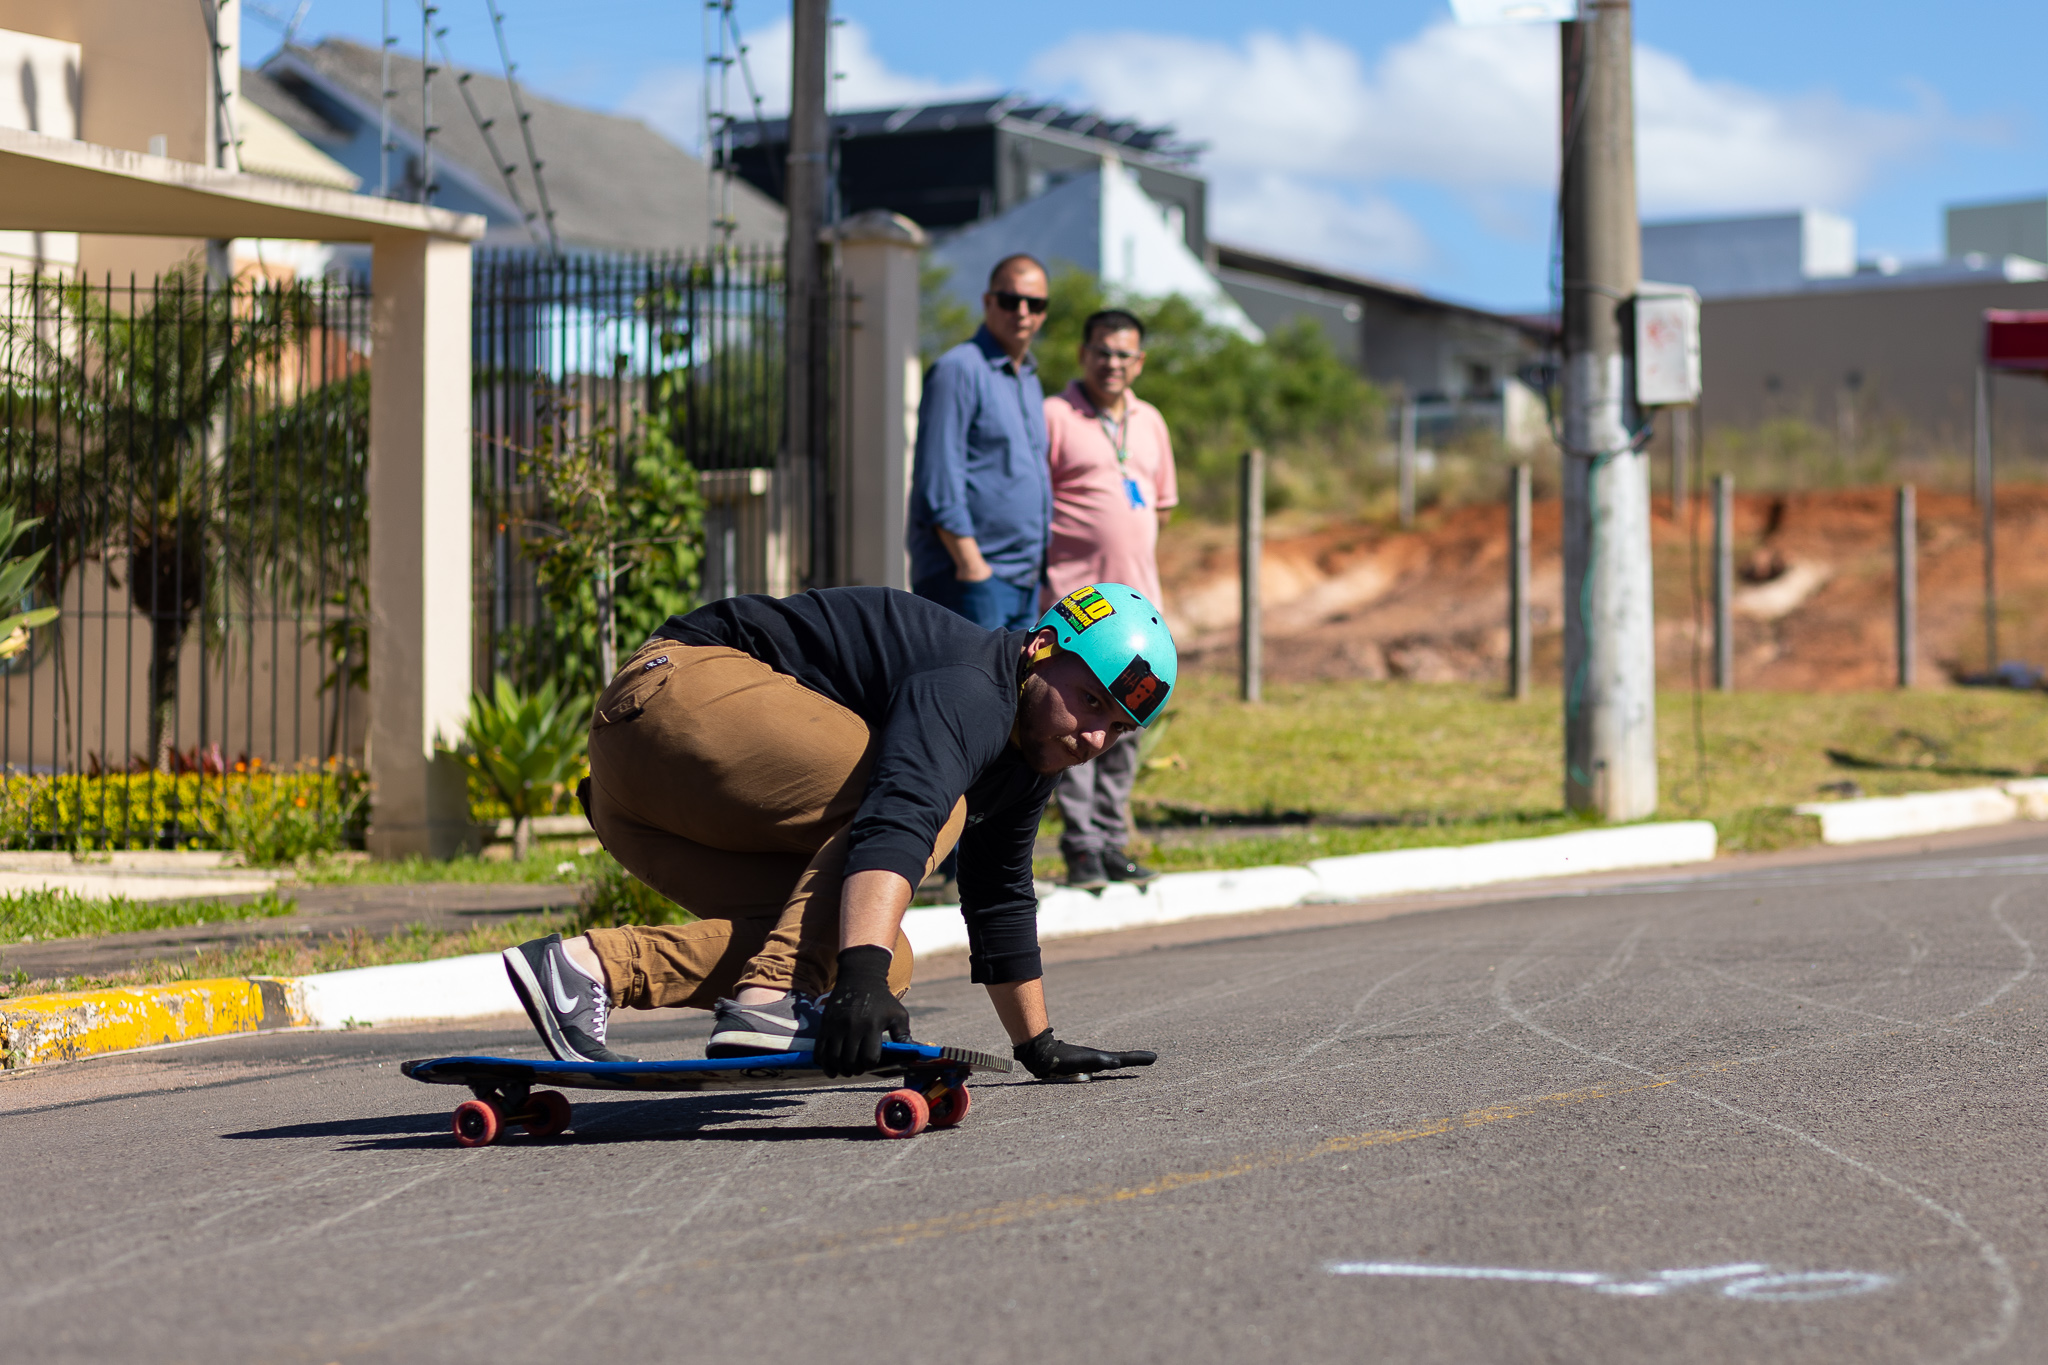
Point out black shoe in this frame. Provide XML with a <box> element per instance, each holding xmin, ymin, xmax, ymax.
<box><xmin>1065</xmin><ymin>850</ymin><xmax>1108</xmax><ymax>891</ymax></box>
<box><xmin>501</xmin><ymin>933</ymin><xmax>636</xmax><ymax>1063</ymax></box>
<box><xmin>1102</xmin><ymin>849</ymin><xmax>1159</xmax><ymax>886</ymax></box>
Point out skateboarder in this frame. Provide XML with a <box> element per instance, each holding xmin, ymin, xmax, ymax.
<box><xmin>500</xmin><ymin>582</ymin><xmax>1175</xmax><ymax>1081</ymax></box>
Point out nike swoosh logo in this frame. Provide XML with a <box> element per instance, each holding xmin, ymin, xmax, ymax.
<box><xmin>547</xmin><ymin>954</ymin><xmax>581</xmax><ymax>1015</ymax></box>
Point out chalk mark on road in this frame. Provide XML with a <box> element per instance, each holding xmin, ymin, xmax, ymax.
<box><xmin>1327</xmin><ymin>1260</ymin><xmax>1893</xmax><ymax>1302</ymax></box>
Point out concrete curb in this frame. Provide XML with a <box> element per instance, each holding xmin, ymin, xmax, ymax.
<box><xmin>1795</xmin><ymin>779</ymin><xmax>2048</xmax><ymax>844</ymax></box>
<box><xmin>0</xmin><ymin>819</ymin><xmax>1723</xmax><ymax>1067</ymax></box>
<box><xmin>0</xmin><ymin>977</ymin><xmax>304</xmax><ymax>1067</ymax></box>
<box><xmin>902</xmin><ymin>820</ymin><xmax>1718</xmax><ymax>958</ymax></box>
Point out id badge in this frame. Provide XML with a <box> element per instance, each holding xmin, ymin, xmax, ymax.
<box><xmin>1123</xmin><ymin>476</ymin><xmax>1145</xmax><ymax>510</ymax></box>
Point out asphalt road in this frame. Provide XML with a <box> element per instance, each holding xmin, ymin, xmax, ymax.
<box><xmin>7</xmin><ymin>832</ymin><xmax>2048</xmax><ymax>1364</ymax></box>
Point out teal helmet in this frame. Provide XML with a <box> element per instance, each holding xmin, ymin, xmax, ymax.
<box><xmin>1034</xmin><ymin>583</ymin><xmax>1178</xmax><ymax>728</ymax></box>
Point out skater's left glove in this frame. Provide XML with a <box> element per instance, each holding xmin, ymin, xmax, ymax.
<box><xmin>1013</xmin><ymin>1028</ymin><xmax>1156</xmax><ymax>1080</ymax></box>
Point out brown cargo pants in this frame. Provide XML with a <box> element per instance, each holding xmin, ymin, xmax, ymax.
<box><xmin>581</xmin><ymin>637</ymin><xmax>965</xmax><ymax>1011</ymax></box>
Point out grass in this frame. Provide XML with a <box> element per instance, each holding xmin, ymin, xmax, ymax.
<box><xmin>1110</xmin><ymin>673</ymin><xmax>2048</xmax><ymax>864</ymax></box>
<box><xmin>290</xmin><ymin>840</ymin><xmax>602</xmax><ymax>886</ymax></box>
<box><xmin>0</xmin><ymin>888</ymin><xmax>298</xmax><ymax>944</ymax></box>
<box><xmin>0</xmin><ymin>913</ymin><xmax>572</xmax><ymax>1000</ymax></box>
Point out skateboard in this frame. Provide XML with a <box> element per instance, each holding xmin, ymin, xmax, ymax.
<box><xmin>402</xmin><ymin>1041</ymin><xmax>1013</xmax><ymax>1146</ymax></box>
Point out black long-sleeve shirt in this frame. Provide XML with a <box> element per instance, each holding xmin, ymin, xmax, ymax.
<box><xmin>655</xmin><ymin>586</ymin><xmax>1052</xmax><ymax>983</ymax></box>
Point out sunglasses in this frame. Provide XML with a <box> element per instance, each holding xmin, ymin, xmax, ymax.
<box><xmin>991</xmin><ymin>290</ymin><xmax>1050</xmax><ymax>315</ymax></box>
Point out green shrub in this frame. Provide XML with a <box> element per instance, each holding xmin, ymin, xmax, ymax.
<box><xmin>572</xmin><ymin>852</ymin><xmax>691</xmax><ymax>931</ymax></box>
<box><xmin>447</xmin><ymin>676</ymin><xmax>590</xmax><ymax>860</ymax></box>
<box><xmin>0</xmin><ymin>767</ymin><xmax>364</xmax><ymax>853</ymax></box>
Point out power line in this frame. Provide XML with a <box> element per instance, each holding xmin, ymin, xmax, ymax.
<box><xmin>483</xmin><ymin>0</ymin><xmax>560</xmax><ymax>256</ymax></box>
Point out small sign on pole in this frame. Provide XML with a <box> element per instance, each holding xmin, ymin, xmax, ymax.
<box><xmin>1634</xmin><ymin>283</ymin><xmax>1701</xmax><ymax>407</ymax></box>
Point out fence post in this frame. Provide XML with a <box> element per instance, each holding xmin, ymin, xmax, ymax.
<box><xmin>1397</xmin><ymin>399</ymin><xmax>1417</xmax><ymax>528</ymax></box>
<box><xmin>1712</xmin><ymin>473</ymin><xmax>1734</xmax><ymax>693</ymax></box>
<box><xmin>1896</xmin><ymin>483</ymin><xmax>1916</xmax><ymax>688</ymax></box>
<box><xmin>1240</xmin><ymin>449</ymin><xmax>1264</xmax><ymax>703</ymax></box>
<box><xmin>1976</xmin><ymin>365</ymin><xmax>1997</xmax><ymax>671</ymax></box>
<box><xmin>1510</xmin><ymin>463</ymin><xmax>1531</xmax><ymax>700</ymax></box>
<box><xmin>830</xmin><ymin>210</ymin><xmax>926</xmax><ymax>590</ymax></box>
<box><xmin>366</xmin><ymin>232</ymin><xmax>477</xmax><ymax>860</ymax></box>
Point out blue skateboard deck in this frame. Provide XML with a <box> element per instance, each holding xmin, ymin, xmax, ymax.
<box><xmin>402</xmin><ymin>1041</ymin><xmax>1013</xmax><ymax>1144</ymax></box>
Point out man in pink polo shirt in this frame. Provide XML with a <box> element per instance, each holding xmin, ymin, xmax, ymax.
<box><xmin>1043</xmin><ymin>309</ymin><xmax>1179</xmax><ymax>889</ymax></box>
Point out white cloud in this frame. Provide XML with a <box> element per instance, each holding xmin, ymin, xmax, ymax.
<box><xmin>618</xmin><ymin>17</ymin><xmax>993</xmax><ymax>152</ymax></box>
<box><xmin>1030</xmin><ymin>22</ymin><xmax>1955</xmax><ymax>276</ymax></box>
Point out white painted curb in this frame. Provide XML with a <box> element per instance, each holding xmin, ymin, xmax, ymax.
<box><xmin>1305</xmin><ymin>822</ymin><xmax>1719</xmax><ymax>901</ymax></box>
<box><xmin>271</xmin><ymin>820</ymin><xmax>1721</xmax><ymax>1029</ymax></box>
<box><xmin>1795</xmin><ymin>780</ymin><xmax>2048</xmax><ymax>845</ymax></box>
<box><xmin>901</xmin><ymin>821</ymin><xmax>1716</xmax><ymax>959</ymax></box>
<box><xmin>295</xmin><ymin>953</ymin><xmax>519</xmax><ymax>1029</ymax></box>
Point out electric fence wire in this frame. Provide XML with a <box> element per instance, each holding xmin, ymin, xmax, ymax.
<box><xmin>483</xmin><ymin>0</ymin><xmax>561</xmax><ymax>255</ymax></box>
<box><xmin>419</xmin><ymin>1</ymin><xmax>438</xmax><ymax>203</ymax></box>
<box><xmin>432</xmin><ymin>21</ymin><xmax>546</xmax><ymax>247</ymax></box>
<box><xmin>725</xmin><ymin>4</ymin><xmax>780</xmax><ymax>202</ymax></box>
<box><xmin>199</xmin><ymin>0</ymin><xmax>244</xmax><ymax>171</ymax></box>
<box><xmin>379</xmin><ymin>0</ymin><xmax>395</xmax><ymax>196</ymax></box>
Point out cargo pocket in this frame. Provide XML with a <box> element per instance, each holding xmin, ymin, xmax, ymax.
<box><xmin>593</xmin><ymin>650</ymin><xmax>674</xmax><ymax>728</ymax></box>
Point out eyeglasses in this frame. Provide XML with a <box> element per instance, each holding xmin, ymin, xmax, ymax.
<box><xmin>991</xmin><ymin>291</ymin><xmax>1049</xmax><ymax>315</ymax></box>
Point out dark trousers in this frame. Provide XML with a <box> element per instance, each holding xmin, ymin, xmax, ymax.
<box><xmin>1056</xmin><ymin>734</ymin><xmax>1139</xmax><ymax>858</ymax></box>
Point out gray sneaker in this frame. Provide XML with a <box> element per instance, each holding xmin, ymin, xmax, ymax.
<box><xmin>707</xmin><ymin>994</ymin><xmax>822</xmax><ymax>1058</ymax></box>
<box><xmin>501</xmin><ymin>933</ymin><xmax>636</xmax><ymax>1064</ymax></box>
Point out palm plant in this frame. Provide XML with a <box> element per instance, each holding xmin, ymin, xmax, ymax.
<box><xmin>0</xmin><ymin>267</ymin><xmax>367</xmax><ymax>770</ymax></box>
<box><xmin>448</xmin><ymin>675</ymin><xmax>589</xmax><ymax>861</ymax></box>
<box><xmin>0</xmin><ymin>504</ymin><xmax>58</xmax><ymax>660</ymax></box>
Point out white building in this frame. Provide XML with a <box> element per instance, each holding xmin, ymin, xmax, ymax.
<box><xmin>928</xmin><ymin>157</ymin><xmax>1261</xmax><ymax>340</ymax></box>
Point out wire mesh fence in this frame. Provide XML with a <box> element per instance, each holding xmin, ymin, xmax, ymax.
<box><xmin>472</xmin><ymin>245</ymin><xmax>807</xmax><ymax>694</ymax></box>
<box><xmin>0</xmin><ymin>269</ymin><xmax>371</xmax><ymax>849</ymax></box>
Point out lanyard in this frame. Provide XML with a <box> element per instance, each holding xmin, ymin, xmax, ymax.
<box><xmin>1097</xmin><ymin>401</ymin><xmax>1145</xmax><ymax>510</ymax></box>
<box><xmin>1097</xmin><ymin>406</ymin><xmax>1131</xmax><ymax>469</ymax></box>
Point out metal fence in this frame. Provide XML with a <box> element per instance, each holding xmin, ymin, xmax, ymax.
<box><xmin>472</xmin><ymin>246</ymin><xmax>810</xmax><ymax>690</ymax></box>
<box><xmin>0</xmin><ymin>271</ymin><xmax>371</xmax><ymax>848</ymax></box>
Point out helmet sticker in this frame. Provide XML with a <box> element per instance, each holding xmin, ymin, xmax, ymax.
<box><xmin>1054</xmin><ymin>585</ymin><xmax>1117</xmax><ymax>634</ymax></box>
<box><xmin>1109</xmin><ymin>654</ymin><xmax>1167</xmax><ymax>724</ymax></box>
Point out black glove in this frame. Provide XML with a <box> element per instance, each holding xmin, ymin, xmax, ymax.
<box><xmin>815</xmin><ymin>945</ymin><xmax>910</xmax><ymax>1078</ymax></box>
<box><xmin>1013</xmin><ymin>1028</ymin><xmax>1157</xmax><ymax>1080</ymax></box>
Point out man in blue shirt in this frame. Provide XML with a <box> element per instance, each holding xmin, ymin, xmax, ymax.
<box><xmin>908</xmin><ymin>254</ymin><xmax>1054</xmax><ymax>631</ymax></box>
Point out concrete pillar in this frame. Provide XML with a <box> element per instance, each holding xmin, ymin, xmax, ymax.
<box><xmin>833</xmin><ymin>210</ymin><xmax>926</xmax><ymax>590</ymax></box>
<box><xmin>366</xmin><ymin>231</ymin><xmax>476</xmax><ymax>859</ymax></box>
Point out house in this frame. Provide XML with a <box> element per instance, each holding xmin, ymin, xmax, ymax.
<box><xmin>724</xmin><ymin>96</ymin><xmax>1206</xmax><ymax>254</ymax></box>
<box><xmin>250</xmin><ymin>38</ymin><xmax>784</xmax><ymax>257</ymax></box>
<box><xmin>927</xmin><ymin>159</ymin><xmax>1258</xmax><ymax>338</ymax></box>
<box><xmin>1214</xmin><ymin>243</ymin><xmax>1556</xmax><ymax>452</ymax></box>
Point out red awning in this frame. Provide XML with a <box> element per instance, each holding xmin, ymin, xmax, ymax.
<box><xmin>1985</xmin><ymin>309</ymin><xmax>2048</xmax><ymax>372</ymax></box>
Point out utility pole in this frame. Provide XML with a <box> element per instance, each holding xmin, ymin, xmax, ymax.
<box><xmin>1559</xmin><ymin>0</ymin><xmax>1656</xmax><ymax>820</ymax></box>
<box><xmin>785</xmin><ymin>0</ymin><xmax>832</xmax><ymax>588</ymax></box>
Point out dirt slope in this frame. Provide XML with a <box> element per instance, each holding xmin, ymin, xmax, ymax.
<box><xmin>1157</xmin><ymin>486</ymin><xmax>2048</xmax><ymax>691</ymax></box>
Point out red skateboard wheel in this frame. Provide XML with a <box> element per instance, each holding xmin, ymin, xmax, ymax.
<box><xmin>452</xmin><ymin>1099</ymin><xmax>500</xmax><ymax>1147</ymax></box>
<box><xmin>875</xmin><ymin>1088</ymin><xmax>930</xmax><ymax>1139</ymax></box>
<box><xmin>926</xmin><ymin>1083</ymin><xmax>971</xmax><ymax>1129</ymax></box>
<box><xmin>523</xmin><ymin>1090</ymin><xmax>573</xmax><ymax>1138</ymax></box>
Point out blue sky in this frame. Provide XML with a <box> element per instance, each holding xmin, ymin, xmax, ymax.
<box><xmin>260</xmin><ymin>1</ymin><xmax>2048</xmax><ymax>311</ymax></box>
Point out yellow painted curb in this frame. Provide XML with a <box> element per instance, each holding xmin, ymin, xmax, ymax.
<box><xmin>0</xmin><ymin>977</ymin><xmax>308</xmax><ymax>1068</ymax></box>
